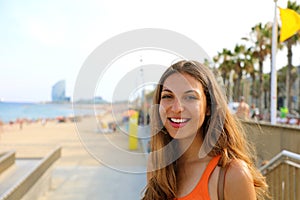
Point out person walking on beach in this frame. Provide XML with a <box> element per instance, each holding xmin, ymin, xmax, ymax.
<box><xmin>236</xmin><ymin>96</ymin><xmax>250</xmax><ymax>120</ymax></box>
<box><xmin>142</xmin><ymin>60</ymin><xmax>268</xmax><ymax>200</ymax></box>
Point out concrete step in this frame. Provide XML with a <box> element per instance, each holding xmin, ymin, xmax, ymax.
<box><xmin>0</xmin><ymin>147</ymin><xmax>61</xmax><ymax>200</ymax></box>
<box><xmin>0</xmin><ymin>159</ymin><xmax>40</xmax><ymax>197</ymax></box>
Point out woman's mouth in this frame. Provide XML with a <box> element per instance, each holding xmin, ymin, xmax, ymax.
<box><xmin>168</xmin><ymin>118</ymin><xmax>190</xmax><ymax>128</ymax></box>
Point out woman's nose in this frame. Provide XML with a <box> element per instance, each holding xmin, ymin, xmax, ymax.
<box><xmin>171</xmin><ymin>98</ymin><xmax>184</xmax><ymax>113</ymax></box>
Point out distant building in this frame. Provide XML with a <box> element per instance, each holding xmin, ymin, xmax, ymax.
<box><xmin>52</xmin><ymin>80</ymin><xmax>70</xmax><ymax>102</ymax></box>
<box><xmin>74</xmin><ymin>96</ymin><xmax>107</xmax><ymax>104</ymax></box>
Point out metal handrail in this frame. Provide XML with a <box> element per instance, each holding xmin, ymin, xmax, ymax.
<box><xmin>259</xmin><ymin>150</ymin><xmax>300</xmax><ymax>172</ymax></box>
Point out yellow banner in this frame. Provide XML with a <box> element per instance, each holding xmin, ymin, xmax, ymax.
<box><xmin>279</xmin><ymin>7</ymin><xmax>300</xmax><ymax>42</ymax></box>
<box><xmin>128</xmin><ymin>111</ymin><xmax>139</xmax><ymax>150</ymax></box>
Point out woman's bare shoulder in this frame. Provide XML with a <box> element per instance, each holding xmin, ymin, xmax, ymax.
<box><xmin>224</xmin><ymin>159</ymin><xmax>256</xmax><ymax>199</ymax></box>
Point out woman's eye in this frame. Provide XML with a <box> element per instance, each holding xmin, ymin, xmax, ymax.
<box><xmin>185</xmin><ymin>95</ymin><xmax>198</xmax><ymax>100</ymax></box>
<box><xmin>161</xmin><ymin>94</ymin><xmax>172</xmax><ymax>99</ymax></box>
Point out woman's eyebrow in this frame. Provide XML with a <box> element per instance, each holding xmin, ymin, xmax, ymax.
<box><xmin>185</xmin><ymin>90</ymin><xmax>197</xmax><ymax>93</ymax></box>
<box><xmin>162</xmin><ymin>88</ymin><xmax>200</xmax><ymax>93</ymax></box>
<box><xmin>185</xmin><ymin>90</ymin><xmax>201</xmax><ymax>95</ymax></box>
<box><xmin>162</xmin><ymin>88</ymin><xmax>172</xmax><ymax>93</ymax></box>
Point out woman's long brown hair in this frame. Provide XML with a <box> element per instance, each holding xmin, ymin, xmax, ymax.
<box><xmin>141</xmin><ymin>60</ymin><xmax>268</xmax><ymax>200</ymax></box>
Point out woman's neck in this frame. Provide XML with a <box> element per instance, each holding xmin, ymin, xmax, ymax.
<box><xmin>176</xmin><ymin>134</ymin><xmax>205</xmax><ymax>164</ymax></box>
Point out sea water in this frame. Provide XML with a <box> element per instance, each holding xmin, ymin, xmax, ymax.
<box><xmin>0</xmin><ymin>102</ymin><xmax>94</xmax><ymax>123</ymax></box>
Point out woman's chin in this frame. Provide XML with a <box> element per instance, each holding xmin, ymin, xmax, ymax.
<box><xmin>168</xmin><ymin>130</ymin><xmax>197</xmax><ymax>140</ymax></box>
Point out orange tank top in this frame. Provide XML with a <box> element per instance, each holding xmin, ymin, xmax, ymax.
<box><xmin>175</xmin><ymin>155</ymin><xmax>221</xmax><ymax>200</ymax></box>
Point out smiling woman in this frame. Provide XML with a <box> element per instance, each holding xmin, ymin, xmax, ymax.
<box><xmin>159</xmin><ymin>73</ymin><xmax>208</xmax><ymax>139</ymax></box>
<box><xmin>141</xmin><ymin>60</ymin><xmax>269</xmax><ymax>200</ymax></box>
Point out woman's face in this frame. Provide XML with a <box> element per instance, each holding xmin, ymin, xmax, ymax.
<box><xmin>159</xmin><ymin>72</ymin><xmax>208</xmax><ymax>139</ymax></box>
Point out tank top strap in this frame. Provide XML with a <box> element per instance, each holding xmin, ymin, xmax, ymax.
<box><xmin>200</xmin><ymin>155</ymin><xmax>221</xmax><ymax>183</ymax></box>
<box><xmin>193</xmin><ymin>155</ymin><xmax>221</xmax><ymax>197</ymax></box>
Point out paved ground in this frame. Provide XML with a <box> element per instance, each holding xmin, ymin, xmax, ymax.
<box><xmin>41</xmin><ymin>166</ymin><xmax>146</xmax><ymax>200</ymax></box>
<box><xmin>0</xmin><ymin>116</ymin><xmax>147</xmax><ymax>200</ymax></box>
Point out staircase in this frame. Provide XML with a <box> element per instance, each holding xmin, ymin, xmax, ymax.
<box><xmin>260</xmin><ymin>150</ymin><xmax>300</xmax><ymax>200</ymax></box>
<box><xmin>0</xmin><ymin>147</ymin><xmax>61</xmax><ymax>200</ymax></box>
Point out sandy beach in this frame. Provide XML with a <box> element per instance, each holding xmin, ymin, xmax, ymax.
<box><xmin>0</xmin><ymin>118</ymin><xmax>98</xmax><ymax>166</ymax></box>
<box><xmin>0</xmin><ymin>103</ymin><xmax>143</xmax><ymax>163</ymax></box>
<box><xmin>0</xmin><ymin>107</ymin><xmax>147</xmax><ymax>199</ymax></box>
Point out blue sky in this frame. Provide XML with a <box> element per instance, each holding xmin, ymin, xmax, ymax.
<box><xmin>1</xmin><ymin>0</ymin><xmax>299</xmax><ymax>102</ymax></box>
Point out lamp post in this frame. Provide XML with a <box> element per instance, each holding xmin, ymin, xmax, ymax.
<box><xmin>140</xmin><ymin>57</ymin><xmax>147</xmax><ymax>126</ymax></box>
<box><xmin>270</xmin><ymin>0</ymin><xmax>278</xmax><ymax>125</ymax></box>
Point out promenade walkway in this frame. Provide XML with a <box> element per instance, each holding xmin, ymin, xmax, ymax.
<box><xmin>0</xmin><ymin>117</ymin><xmax>147</xmax><ymax>200</ymax></box>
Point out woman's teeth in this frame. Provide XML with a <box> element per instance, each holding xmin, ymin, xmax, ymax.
<box><xmin>170</xmin><ymin>118</ymin><xmax>189</xmax><ymax>123</ymax></box>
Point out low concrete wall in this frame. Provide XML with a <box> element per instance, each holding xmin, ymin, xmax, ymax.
<box><xmin>0</xmin><ymin>151</ymin><xmax>15</xmax><ymax>175</ymax></box>
<box><xmin>242</xmin><ymin>121</ymin><xmax>300</xmax><ymax>166</ymax></box>
<box><xmin>0</xmin><ymin>146</ymin><xmax>61</xmax><ymax>200</ymax></box>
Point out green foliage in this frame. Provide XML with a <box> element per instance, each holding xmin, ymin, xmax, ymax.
<box><xmin>213</xmin><ymin>1</ymin><xmax>300</xmax><ymax>112</ymax></box>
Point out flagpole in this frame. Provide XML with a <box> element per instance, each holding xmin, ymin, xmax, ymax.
<box><xmin>271</xmin><ymin>0</ymin><xmax>278</xmax><ymax>125</ymax></box>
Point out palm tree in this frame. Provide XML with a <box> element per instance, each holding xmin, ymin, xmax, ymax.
<box><xmin>263</xmin><ymin>73</ymin><xmax>270</xmax><ymax>110</ymax></box>
<box><xmin>245</xmin><ymin>22</ymin><xmax>272</xmax><ymax>114</ymax></box>
<box><xmin>277</xmin><ymin>65</ymin><xmax>298</xmax><ymax>109</ymax></box>
<box><xmin>213</xmin><ymin>48</ymin><xmax>235</xmax><ymax>101</ymax></box>
<box><xmin>250</xmin><ymin>78</ymin><xmax>260</xmax><ymax>106</ymax></box>
<box><xmin>231</xmin><ymin>44</ymin><xmax>255</xmax><ymax>100</ymax></box>
<box><xmin>214</xmin><ymin>45</ymin><xmax>255</xmax><ymax>102</ymax></box>
<box><xmin>281</xmin><ymin>1</ymin><xmax>300</xmax><ymax>111</ymax></box>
